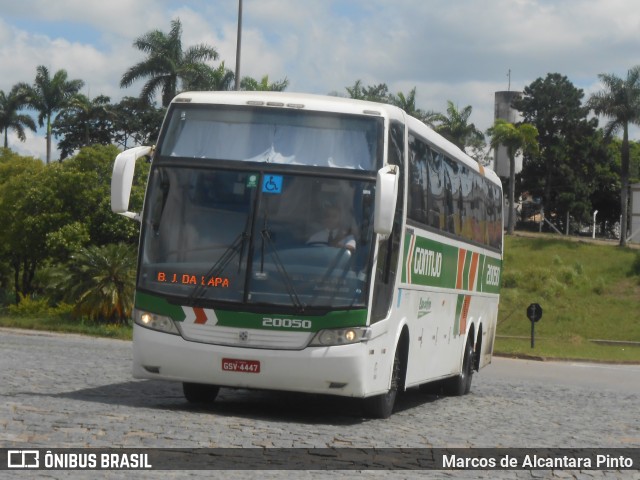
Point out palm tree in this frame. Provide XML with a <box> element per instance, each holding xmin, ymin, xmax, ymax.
<box><xmin>345</xmin><ymin>79</ymin><xmax>366</xmax><ymax>100</ymax></box>
<box><xmin>0</xmin><ymin>85</ymin><xmax>36</xmax><ymax>149</ymax></box>
<box><xmin>50</xmin><ymin>243</ymin><xmax>137</xmax><ymax>324</ymax></box>
<box><xmin>389</xmin><ymin>87</ymin><xmax>429</xmax><ymax>120</ymax></box>
<box><xmin>588</xmin><ymin>65</ymin><xmax>640</xmax><ymax>246</ymax></box>
<box><xmin>488</xmin><ymin>119</ymin><xmax>539</xmax><ymax>234</ymax></box>
<box><xmin>345</xmin><ymin>80</ymin><xmax>389</xmax><ymax>103</ymax></box>
<box><xmin>433</xmin><ymin>101</ymin><xmax>485</xmax><ymax>153</ymax></box>
<box><xmin>18</xmin><ymin>66</ymin><xmax>84</xmax><ymax>164</ymax></box>
<box><xmin>240</xmin><ymin>74</ymin><xmax>289</xmax><ymax>92</ymax></box>
<box><xmin>184</xmin><ymin>61</ymin><xmax>236</xmax><ymax>91</ymax></box>
<box><xmin>121</xmin><ymin>18</ymin><xmax>219</xmax><ymax>107</ymax></box>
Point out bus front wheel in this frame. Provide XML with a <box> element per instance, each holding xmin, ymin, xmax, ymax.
<box><xmin>183</xmin><ymin>382</ymin><xmax>220</xmax><ymax>404</ymax></box>
<box><xmin>362</xmin><ymin>349</ymin><xmax>401</xmax><ymax>419</ymax></box>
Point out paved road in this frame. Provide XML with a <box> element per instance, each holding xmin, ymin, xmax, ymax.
<box><xmin>1</xmin><ymin>328</ymin><xmax>639</xmax><ymax>479</ymax></box>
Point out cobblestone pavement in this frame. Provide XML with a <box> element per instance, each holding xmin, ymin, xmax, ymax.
<box><xmin>1</xmin><ymin>328</ymin><xmax>639</xmax><ymax>480</ymax></box>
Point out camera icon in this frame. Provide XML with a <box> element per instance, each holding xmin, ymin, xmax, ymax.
<box><xmin>7</xmin><ymin>450</ymin><xmax>40</xmax><ymax>468</ymax></box>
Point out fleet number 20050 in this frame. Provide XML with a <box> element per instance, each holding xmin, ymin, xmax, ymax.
<box><xmin>262</xmin><ymin>317</ymin><xmax>312</xmax><ymax>329</ymax></box>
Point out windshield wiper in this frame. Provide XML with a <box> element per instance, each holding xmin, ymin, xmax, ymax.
<box><xmin>260</xmin><ymin>227</ymin><xmax>305</xmax><ymax>313</ymax></box>
<box><xmin>186</xmin><ymin>231</ymin><xmax>249</xmax><ymax>306</ymax></box>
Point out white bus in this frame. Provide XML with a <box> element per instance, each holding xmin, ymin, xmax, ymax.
<box><xmin>111</xmin><ymin>91</ymin><xmax>503</xmax><ymax>418</ymax></box>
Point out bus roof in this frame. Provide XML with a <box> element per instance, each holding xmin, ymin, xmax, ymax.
<box><xmin>173</xmin><ymin>90</ymin><xmax>406</xmax><ymax>120</ymax></box>
<box><xmin>172</xmin><ymin>91</ymin><xmax>501</xmax><ymax>187</ymax></box>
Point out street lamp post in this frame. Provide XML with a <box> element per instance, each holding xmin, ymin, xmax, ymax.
<box><xmin>234</xmin><ymin>0</ymin><xmax>243</xmax><ymax>91</ymax></box>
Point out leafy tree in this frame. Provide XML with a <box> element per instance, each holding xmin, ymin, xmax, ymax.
<box><xmin>60</xmin><ymin>145</ymin><xmax>149</xmax><ymax>247</ymax></box>
<box><xmin>589</xmin><ymin>65</ymin><xmax>640</xmax><ymax>246</ymax></box>
<box><xmin>345</xmin><ymin>80</ymin><xmax>370</xmax><ymax>100</ymax></box>
<box><xmin>120</xmin><ymin>18</ymin><xmax>219</xmax><ymax>107</ymax></box>
<box><xmin>0</xmin><ymin>146</ymin><xmax>148</xmax><ymax>304</ymax></box>
<box><xmin>52</xmin><ymin>94</ymin><xmax>113</xmax><ymax>159</ymax></box>
<box><xmin>488</xmin><ymin>119</ymin><xmax>539</xmax><ymax>234</ymax></box>
<box><xmin>514</xmin><ymin>74</ymin><xmax>607</xmax><ymax>230</ymax></box>
<box><xmin>432</xmin><ymin>100</ymin><xmax>485</xmax><ymax>154</ymax></box>
<box><xmin>590</xmin><ymin>137</ymin><xmax>622</xmax><ymax>235</ymax></box>
<box><xmin>111</xmin><ymin>97</ymin><xmax>165</xmax><ymax>149</ymax></box>
<box><xmin>0</xmin><ymin>152</ymin><xmax>55</xmax><ymax>302</ymax></box>
<box><xmin>240</xmin><ymin>74</ymin><xmax>289</xmax><ymax>92</ymax></box>
<box><xmin>0</xmin><ymin>85</ymin><xmax>36</xmax><ymax>148</ymax></box>
<box><xmin>17</xmin><ymin>66</ymin><xmax>84</xmax><ymax>164</ymax></box>
<box><xmin>345</xmin><ymin>80</ymin><xmax>390</xmax><ymax>103</ymax></box>
<box><xmin>48</xmin><ymin>243</ymin><xmax>137</xmax><ymax>324</ymax></box>
<box><xmin>184</xmin><ymin>61</ymin><xmax>236</xmax><ymax>91</ymax></box>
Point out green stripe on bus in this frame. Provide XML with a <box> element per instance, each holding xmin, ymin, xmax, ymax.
<box><xmin>402</xmin><ymin>232</ymin><xmax>502</xmax><ymax>293</ymax></box>
<box><xmin>478</xmin><ymin>255</ymin><xmax>502</xmax><ymax>294</ymax></box>
<box><xmin>135</xmin><ymin>291</ymin><xmax>367</xmax><ymax>331</ymax></box>
<box><xmin>215</xmin><ymin>309</ymin><xmax>368</xmax><ymax>332</ymax></box>
<box><xmin>135</xmin><ymin>291</ymin><xmax>186</xmax><ymax>321</ymax></box>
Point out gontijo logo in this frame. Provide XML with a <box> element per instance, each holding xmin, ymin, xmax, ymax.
<box><xmin>413</xmin><ymin>247</ymin><xmax>443</xmax><ymax>277</ymax></box>
<box><xmin>405</xmin><ymin>234</ymin><xmax>445</xmax><ymax>285</ymax></box>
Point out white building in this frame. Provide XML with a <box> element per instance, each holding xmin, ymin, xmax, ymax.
<box><xmin>493</xmin><ymin>91</ymin><xmax>523</xmax><ymax>178</ymax></box>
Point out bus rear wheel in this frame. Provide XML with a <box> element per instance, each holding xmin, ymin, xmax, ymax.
<box><xmin>183</xmin><ymin>382</ymin><xmax>220</xmax><ymax>404</ymax></box>
<box><xmin>444</xmin><ymin>337</ymin><xmax>474</xmax><ymax>396</ymax></box>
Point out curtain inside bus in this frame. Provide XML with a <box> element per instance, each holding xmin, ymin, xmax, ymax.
<box><xmin>160</xmin><ymin>107</ymin><xmax>381</xmax><ymax>171</ymax></box>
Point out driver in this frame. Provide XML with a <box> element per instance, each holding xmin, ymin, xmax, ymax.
<box><xmin>307</xmin><ymin>202</ymin><xmax>356</xmax><ymax>252</ymax></box>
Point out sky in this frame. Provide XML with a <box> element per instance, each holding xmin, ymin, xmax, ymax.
<box><xmin>1</xmin><ymin>0</ymin><xmax>640</xmax><ymax>161</ymax></box>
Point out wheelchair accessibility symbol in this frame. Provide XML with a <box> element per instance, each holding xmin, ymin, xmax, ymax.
<box><xmin>262</xmin><ymin>175</ymin><xmax>283</xmax><ymax>194</ymax></box>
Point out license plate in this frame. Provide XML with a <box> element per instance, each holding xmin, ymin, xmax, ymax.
<box><xmin>222</xmin><ymin>358</ymin><xmax>261</xmax><ymax>373</ymax></box>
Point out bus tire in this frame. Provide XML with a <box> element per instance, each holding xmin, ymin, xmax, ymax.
<box><xmin>362</xmin><ymin>349</ymin><xmax>401</xmax><ymax>419</ymax></box>
<box><xmin>183</xmin><ymin>382</ymin><xmax>220</xmax><ymax>404</ymax></box>
<box><xmin>444</xmin><ymin>337</ymin><xmax>474</xmax><ymax>396</ymax></box>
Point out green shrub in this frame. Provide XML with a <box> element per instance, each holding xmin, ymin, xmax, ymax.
<box><xmin>501</xmin><ymin>271</ymin><xmax>522</xmax><ymax>288</ymax></box>
<box><xmin>592</xmin><ymin>277</ymin><xmax>608</xmax><ymax>295</ymax></box>
<box><xmin>558</xmin><ymin>265</ymin><xmax>580</xmax><ymax>285</ymax></box>
<box><xmin>8</xmin><ymin>295</ymin><xmax>73</xmax><ymax>318</ymax></box>
<box><xmin>540</xmin><ymin>277</ymin><xmax>567</xmax><ymax>300</ymax></box>
<box><xmin>527</xmin><ymin>268</ymin><xmax>553</xmax><ymax>293</ymax></box>
<box><xmin>573</xmin><ymin>262</ymin><xmax>584</xmax><ymax>275</ymax></box>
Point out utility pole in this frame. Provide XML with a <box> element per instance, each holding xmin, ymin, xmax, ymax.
<box><xmin>234</xmin><ymin>0</ymin><xmax>243</xmax><ymax>91</ymax></box>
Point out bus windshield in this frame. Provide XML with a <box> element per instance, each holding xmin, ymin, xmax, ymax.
<box><xmin>159</xmin><ymin>106</ymin><xmax>381</xmax><ymax>171</ymax></box>
<box><xmin>139</xmin><ymin>166</ymin><xmax>375</xmax><ymax>311</ymax></box>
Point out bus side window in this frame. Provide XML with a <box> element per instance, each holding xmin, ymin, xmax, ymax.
<box><xmin>408</xmin><ymin>134</ymin><xmax>428</xmax><ymax>224</ymax></box>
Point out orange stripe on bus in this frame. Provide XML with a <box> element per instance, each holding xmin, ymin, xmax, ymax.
<box><xmin>469</xmin><ymin>252</ymin><xmax>480</xmax><ymax>291</ymax></box>
<box><xmin>194</xmin><ymin>307</ymin><xmax>207</xmax><ymax>324</ymax></box>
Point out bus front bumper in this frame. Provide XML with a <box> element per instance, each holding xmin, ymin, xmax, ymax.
<box><xmin>132</xmin><ymin>324</ymin><xmax>375</xmax><ymax>398</ymax></box>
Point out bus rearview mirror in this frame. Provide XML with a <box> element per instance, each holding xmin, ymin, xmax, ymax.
<box><xmin>111</xmin><ymin>145</ymin><xmax>153</xmax><ymax>222</ymax></box>
<box><xmin>374</xmin><ymin>165</ymin><xmax>399</xmax><ymax>236</ymax></box>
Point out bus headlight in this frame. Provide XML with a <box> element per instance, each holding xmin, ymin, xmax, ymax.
<box><xmin>134</xmin><ymin>309</ymin><xmax>180</xmax><ymax>335</ymax></box>
<box><xmin>309</xmin><ymin>327</ymin><xmax>370</xmax><ymax>346</ymax></box>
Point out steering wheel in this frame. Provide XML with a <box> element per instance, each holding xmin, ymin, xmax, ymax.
<box><xmin>306</xmin><ymin>241</ymin><xmax>330</xmax><ymax>247</ymax></box>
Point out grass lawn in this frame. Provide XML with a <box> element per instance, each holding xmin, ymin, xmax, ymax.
<box><xmin>496</xmin><ymin>234</ymin><xmax>640</xmax><ymax>362</ymax></box>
